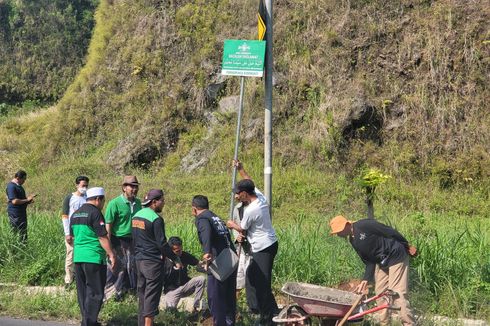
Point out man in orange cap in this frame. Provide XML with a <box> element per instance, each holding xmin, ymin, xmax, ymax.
<box><xmin>329</xmin><ymin>215</ymin><xmax>416</xmax><ymax>325</ymax></box>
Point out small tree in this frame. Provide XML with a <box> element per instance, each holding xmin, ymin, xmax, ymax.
<box><xmin>356</xmin><ymin>168</ymin><xmax>391</xmax><ymax>219</ymax></box>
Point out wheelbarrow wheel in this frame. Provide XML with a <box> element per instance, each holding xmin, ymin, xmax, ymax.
<box><xmin>273</xmin><ymin>304</ymin><xmax>311</xmax><ymax>325</ymax></box>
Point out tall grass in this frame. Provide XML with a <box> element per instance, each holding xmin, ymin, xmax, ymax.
<box><xmin>1</xmin><ymin>210</ymin><xmax>488</xmax><ymax>319</ymax></box>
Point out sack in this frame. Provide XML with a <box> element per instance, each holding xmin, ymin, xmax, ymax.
<box><xmin>208</xmin><ymin>247</ymin><xmax>239</xmax><ymax>281</ymax></box>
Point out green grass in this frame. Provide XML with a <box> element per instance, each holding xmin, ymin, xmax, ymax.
<box><xmin>1</xmin><ymin>205</ymin><xmax>488</xmax><ymax>322</ymax></box>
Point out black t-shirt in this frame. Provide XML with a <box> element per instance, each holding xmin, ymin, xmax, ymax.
<box><xmin>350</xmin><ymin>219</ymin><xmax>409</xmax><ymax>281</ymax></box>
<box><xmin>6</xmin><ymin>181</ymin><xmax>27</xmax><ymax>219</ymax></box>
<box><xmin>163</xmin><ymin>251</ymin><xmax>200</xmax><ymax>293</ymax></box>
<box><xmin>195</xmin><ymin>210</ymin><xmax>235</xmax><ymax>258</ymax></box>
<box><xmin>131</xmin><ymin>207</ymin><xmax>178</xmax><ymax>263</ymax></box>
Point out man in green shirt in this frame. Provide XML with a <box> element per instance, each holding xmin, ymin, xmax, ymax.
<box><xmin>71</xmin><ymin>187</ymin><xmax>116</xmax><ymax>326</ymax></box>
<box><xmin>105</xmin><ymin>175</ymin><xmax>142</xmax><ymax>300</ymax></box>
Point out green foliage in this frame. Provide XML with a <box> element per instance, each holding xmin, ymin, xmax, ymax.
<box><xmin>0</xmin><ymin>0</ymin><xmax>489</xmax><ymax>321</ymax></box>
<box><xmin>356</xmin><ymin>168</ymin><xmax>391</xmax><ymax>189</ymax></box>
<box><xmin>0</xmin><ymin>0</ymin><xmax>98</xmax><ymax>104</ymax></box>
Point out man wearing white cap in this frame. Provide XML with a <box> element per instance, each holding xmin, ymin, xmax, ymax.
<box><xmin>71</xmin><ymin>187</ymin><xmax>116</xmax><ymax>326</ymax></box>
<box><xmin>329</xmin><ymin>215</ymin><xmax>417</xmax><ymax>325</ymax></box>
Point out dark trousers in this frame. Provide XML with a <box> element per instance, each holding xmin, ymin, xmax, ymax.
<box><xmin>136</xmin><ymin>259</ymin><xmax>164</xmax><ymax>326</ymax></box>
<box><xmin>246</xmin><ymin>241</ymin><xmax>279</xmax><ymax>325</ymax></box>
<box><xmin>8</xmin><ymin>214</ymin><xmax>27</xmax><ymax>244</ymax></box>
<box><xmin>75</xmin><ymin>263</ymin><xmax>107</xmax><ymax>326</ymax></box>
<box><xmin>207</xmin><ymin>271</ymin><xmax>237</xmax><ymax>326</ymax></box>
<box><xmin>106</xmin><ymin>236</ymin><xmax>136</xmax><ymax>293</ymax></box>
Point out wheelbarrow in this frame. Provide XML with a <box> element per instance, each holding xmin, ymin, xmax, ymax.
<box><xmin>273</xmin><ymin>282</ymin><xmax>399</xmax><ymax>325</ymax></box>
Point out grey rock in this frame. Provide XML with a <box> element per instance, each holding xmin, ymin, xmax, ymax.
<box><xmin>218</xmin><ymin>96</ymin><xmax>240</xmax><ymax>115</ymax></box>
<box><xmin>107</xmin><ymin>124</ymin><xmax>178</xmax><ymax>173</ymax></box>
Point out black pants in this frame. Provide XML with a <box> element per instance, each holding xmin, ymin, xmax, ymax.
<box><xmin>136</xmin><ymin>259</ymin><xmax>164</xmax><ymax>326</ymax></box>
<box><xmin>107</xmin><ymin>236</ymin><xmax>136</xmax><ymax>293</ymax></box>
<box><xmin>75</xmin><ymin>263</ymin><xmax>107</xmax><ymax>326</ymax></box>
<box><xmin>8</xmin><ymin>214</ymin><xmax>27</xmax><ymax>244</ymax></box>
<box><xmin>247</xmin><ymin>241</ymin><xmax>279</xmax><ymax>325</ymax></box>
<box><xmin>207</xmin><ymin>271</ymin><xmax>237</xmax><ymax>326</ymax></box>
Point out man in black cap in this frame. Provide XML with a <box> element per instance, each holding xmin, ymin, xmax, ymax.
<box><xmin>132</xmin><ymin>189</ymin><xmax>182</xmax><ymax>326</ymax></box>
<box><xmin>192</xmin><ymin>195</ymin><xmax>237</xmax><ymax>326</ymax></box>
<box><xmin>226</xmin><ymin>160</ymin><xmax>278</xmax><ymax>326</ymax></box>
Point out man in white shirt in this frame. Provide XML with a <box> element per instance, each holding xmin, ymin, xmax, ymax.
<box><xmin>227</xmin><ymin>160</ymin><xmax>278</xmax><ymax>326</ymax></box>
<box><xmin>61</xmin><ymin>175</ymin><xmax>89</xmax><ymax>287</ymax></box>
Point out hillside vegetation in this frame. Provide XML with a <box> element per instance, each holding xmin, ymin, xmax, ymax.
<box><xmin>0</xmin><ymin>0</ymin><xmax>489</xmax><ymax>321</ymax></box>
<box><xmin>0</xmin><ymin>0</ymin><xmax>488</xmax><ymax>189</ymax></box>
<box><xmin>0</xmin><ymin>0</ymin><xmax>98</xmax><ymax>104</ymax></box>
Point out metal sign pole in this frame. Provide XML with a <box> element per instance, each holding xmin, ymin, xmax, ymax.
<box><xmin>229</xmin><ymin>76</ymin><xmax>246</xmax><ymax>219</ymax></box>
<box><xmin>264</xmin><ymin>0</ymin><xmax>273</xmax><ymax>209</ymax></box>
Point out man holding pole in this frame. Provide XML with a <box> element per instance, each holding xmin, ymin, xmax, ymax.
<box><xmin>227</xmin><ymin>160</ymin><xmax>278</xmax><ymax>326</ymax></box>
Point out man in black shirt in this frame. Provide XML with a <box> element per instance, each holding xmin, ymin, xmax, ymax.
<box><xmin>192</xmin><ymin>195</ymin><xmax>236</xmax><ymax>326</ymax></box>
<box><xmin>330</xmin><ymin>215</ymin><xmax>416</xmax><ymax>325</ymax></box>
<box><xmin>163</xmin><ymin>236</ymin><xmax>206</xmax><ymax>312</ymax></box>
<box><xmin>5</xmin><ymin>170</ymin><xmax>35</xmax><ymax>243</ymax></box>
<box><xmin>132</xmin><ymin>189</ymin><xmax>182</xmax><ymax>326</ymax></box>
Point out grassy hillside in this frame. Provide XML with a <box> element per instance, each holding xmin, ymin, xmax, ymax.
<box><xmin>0</xmin><ymin>0</ymin><xmax>489</xmax><ymax>321</ymax></box>
<box><xmin>0</xmin><ymin>0</ymin><xmax>488</xmax><ymax>186</ymax></box>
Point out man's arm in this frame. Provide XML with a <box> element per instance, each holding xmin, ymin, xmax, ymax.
<box><xmin>11</xmin><ymin>196</ymin><xmax>35</xmax><ymax>205</ymax></box>
<box><xmin>104</xmin><ymin>201</ymin><xmax>116</xmax><ymax>240</ymax></box>
<box><xmin>91</xmin><ymin>210</ymin><xmax>116</xmax><ymax>269</ymax></box>
<box><xmin>234</xmin><ymin>160</ymin><xmax>252</xmax><ymax>180</ymax></box>
<box><xmin>61</xmin><ymin>195</ymin><xmax>72</xmax><ymax>239</ymax></box>
<box><xmin>226</xmin><ymin>219</ymin><xmax>243</xmax><ymax>233</ymax></box>
<box><xmin>154</xmin><ymin>218</ymin><xmax>182</xmax><ymax>267</ymax></box>
<box><xmin>98</xmin><ymin>235</ymin><xmax>116</xmax><ymax>270</ymax></box>
<box><xmin>196</xmin><ymin>218</ymin><xmax>213</xmax><ymax>263</ymax></box>
<box><xmin>7</xmin><ymin>184</ymin><xmax>35</xmax><ymax>205</ymax></box>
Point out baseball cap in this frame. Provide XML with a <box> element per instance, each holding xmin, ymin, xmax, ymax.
<box><xmin>86</xmin><ymin>187</ymin><xmax>105</xmax><ymax>199</ymax></box>
<box><xmin>329</xmin><ymin>215</ymin><xmax>351</xmax><ymax>234</ymax></box>
<box><xmin>234</xmin><ymin>179</ymin><xmax>255</xmax><ymax>194</ymax></box>
<box><xmin>142</xmin><ymin>189</ymin><xmax>164</xmax><ymax>206</ymax></box>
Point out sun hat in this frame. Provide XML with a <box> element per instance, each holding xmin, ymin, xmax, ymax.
<box><xmin>329</xmin><ymin>215</ymin><xmax>351</xmax><ymax>234</ymax></box>
<box><xmin>122</xmin><ymin>175</ymin><xmax>140</xmax><ymax>186</ymax></box>
<box><xmin>86</xmin><ymin>187</ymin><xmax>105</xmax><ymax>199</ymax></box>
<box><xmin>142</xmin><ymin>189</ymin><xmax>164</xmax><ymax>206</ymax></box>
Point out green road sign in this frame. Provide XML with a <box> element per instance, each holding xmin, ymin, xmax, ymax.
<box><xmin>221</xmin><ymin>40</ymin><xmax>266</xmax><ymax>77</ymax></box>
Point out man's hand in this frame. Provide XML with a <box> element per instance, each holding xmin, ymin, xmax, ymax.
<box><xmin>108</xmin><ymin>252</ymin><xmax>117</xmax><ymax>270</ymax></box>
<box><xmin>226</xmin><ymin>220</ymin><xmax>243</xmax><ymax>233</ymax></box>
<box><xmin>174</xmin><ymin>262</ymin><xmax>183</xmax><ymax>270</ymax></box>
<box><xmin>232</xmin><ymin>159</ymin><xmax>243</xmax><ymax>171</ymax></box>
<box><xmin>236</xmin><ymin>233</ymin><xmax>245</xmax><ymax>243</ymax></box>
<box><xmin>27</xmin><ymin>194</ymin><xmax>36</xmax><ymax>203</ymax></box>
<box><xmin>202</xmin><ymin>253</ymin><xmax>212</xmax><ymax>271</ymax></box>
<box><xmin>65</xmin><ymin>235</ymin><xmax>73</xmax><ymax>245</ymax></box>
<box><xmin>408</xmin><ymin>245</ymin><xmax>418</xmax><ymax>257</ymax></box>
<box><xmin>354</xmin><ymin>280</ymin><xmax>368</xmax><ymax>294</ymax></box>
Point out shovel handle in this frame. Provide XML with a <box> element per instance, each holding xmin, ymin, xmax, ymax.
<box><xmin>337</xmin><ymin>294</ymin><xmax>364</xmax><ymax>326</ymax></box>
